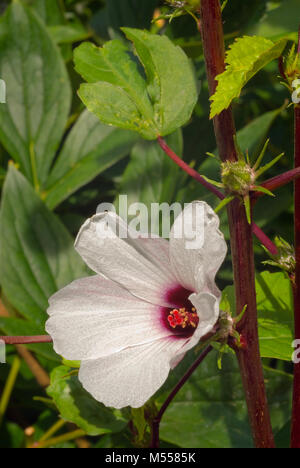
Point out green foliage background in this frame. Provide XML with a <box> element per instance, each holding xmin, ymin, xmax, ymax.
<box><xmin>0</xmin><ymin>0</ymin><xmax>297</xmax><ymax>448</ymax></box>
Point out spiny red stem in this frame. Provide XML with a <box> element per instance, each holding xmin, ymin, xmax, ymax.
<box><xmin>252</xmin><ymin>224</ymin><xmax>278</xmax><ymax>255</ymax></box>
<box><xmin>0</xmin><ymin>335</ymin><xmax>52</xmax><ymax>345</ymax></box>
<box><xmin>200</xmin><ymin>0</ymin><xmax>275</xmax><ymax>448</ymax></box>
<box><xmin>157</xmin><ymin>136</ymin><xmax>224</xmax><ymax>199</ymax></box>
<box><xmin>151</xmin><ymin>345</ymin><xmax>213</xmax><ymax>448</ymax></box>
<box><xmin>157</xmin><ymin>136</ymin><xmax>278</xmax><ymax>255</ymax></box>
<box><xmin>291</xmin><ymin>103</ymin><xmax>300</xmax><ymax>448</ymax></box>
<box><xmin>254</xmin><ymin>167</ymin><xmax>300</xmax><ymax>199</ymax></box>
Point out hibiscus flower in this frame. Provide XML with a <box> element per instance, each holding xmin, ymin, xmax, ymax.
<box><xmin>46</xmin><ymin>201</ymin><xmax>227</xmax><ymax>409</ymax></box>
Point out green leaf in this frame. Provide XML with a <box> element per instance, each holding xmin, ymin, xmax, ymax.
<box><xmin>47</xmin><ymin>366</ymin><xmax>127</xmax><ymax>436</ymax></box>
<box><xmin>258</xmin><ymin>319</ymin><xmax>293</xmax><ymax>361</ymax></box>
<box><xmin>237</xmin><ymin>108</ymin><xmax>283</xmax><ymax>161</ymax></box>
<box><xmin>256</xmin><ymin>271</ymin><xmax>293</xmax><ymax>324</ymax></box>
<box><xmin>256</xmin><ymin>271</ymin><xmax>294</xmax><ymax>361</ymax></box>
<box><xmin>107</xmin><ymin>0</ymin><xmax>159</xmax><ymax>33</ymax></box>
<box><xmin>156</xmin><ymin>351</ymin><xmax>292</xmax><ymax>448</ymax></box>
<box><xmin>26</xmin><ymin>0</ymin><xmax>88</xmax><ymax>46</ymax></box>
<box><xmin>74</xmin><ymin>39</ymin><xmax>154</xmax><ymax>116</ymax></box>
<box><xmin>274</xmin><ymin>420</ymin><xmax>291</xmax><ymax>448</ymax></box>
<box><xmin>25</xmin><ymin>0</ymin><xmax>64</xmax><ymax>26</ymax></box>
<box><xmin>44</xmin><ymin>110</ymin><xmax>139</xmax><ymax>210</ymax></box>
<box><xmin>249</xmin><ymin>0</ymin><xmax>300</xmax><ymax>41</ymax></box>
<box><xmin>91</xmin><ymin>0</ymin><xmax>159</xmax><ymax>40</ymax></box>
<box><xmin>123</xmin><ymin>28</ymin><xmax>198</xmax><ymax>136</ymax></box>
<box><xmin>48</xmin><ymin>23</ymin><xmax>90</xmax><ymax>45</ymax></box>
<box><xmin>222</xmin><ymin>271</ymin><xmax>294</xmax><ymax>361</ymax></box>
<box><xmin>0</xmin><ymin>167</ymin><xmax>6</xmax><ymax>188</ymax></box>
<box><xmin>0</xmin><ymin>422</ymin><xmax>24</xmax><ymax>448</ymax></box>
<box><xmin>210</xmin><ymin>36</ymin><xmax>287</xmax><ymax>118</ymax></box>
<box><xmin>254</xmin><ymin>185</ymin><xmax>292</xmax><ymax>229</ymax></box>
<box><xmin>78</xmin><ymin>81</ymin><xmax>154</xmax><ymax>136</ymax></box>
<box><xmin>0</xmin><ymin>2</ymin><xmax>71</xmax><ymax>188</ymax></box>
<box><xmin>74</xmin><ymin>28</ymin><xmax>198</xmax><ymax>139</ymax></box>
<box><xmin>0</xmin><ymin>166</ymin><xmax>87</xmax><ymax>326</ymax></box>
<box><xmin>131</xmin><ymin>407</ymin><xmax>148</xmax><ymax>443</ymax></box>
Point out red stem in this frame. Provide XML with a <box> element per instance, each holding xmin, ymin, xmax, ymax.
<box><xmin>200</xmin><ymin>0</ymin><xmax>275</xmax><ymax>448</ymax></box>
<box><xmin>151</xmin><ymin>346</ymin><xmax>213</xmax><ymax>448</ymax></box>
<box><xmin>157</xmin><ymin>136</ymin><xmax>278</xmax><ymax>254</ymax></box>
<box><xmin>254</xmin><ymin>167</ymin><xmax>300</xmax><ymax>199</ymax></box>
<box><xmin>157</xmin><ymin>136</ymin><xmax>224</xmax><ymax>199</ymax></box>
<box><xmin>291</xmin><ymin>104</ymin><xmax>300</xmax><ymax>448</ymax></box>
<box><xmin>252</xmin><ymin>224</ymin><xmax>278</xmax><ymax>256</ymax></box>
<box><xmin>0</xmin><ymin>335</ymin><xmax>52</xmax><ymax>345</ymax></box>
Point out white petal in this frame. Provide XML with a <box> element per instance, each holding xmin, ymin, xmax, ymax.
<box><xmin>184</xmin><ymin>292</ymin><xmax>219</xmax><ymax>353</ymax></box>
<box><xmin>169</xmin><ymin>292</ymin><xmax>219</xmax><ymax>367</ymax></box>
<box><xmin>75</xmin><ymin>212</ymin><xmax>177</xmax><ymax>307</ymax></box>
<box><xmin>78</xmin><ymin>338</ymin><xmax>183</xmax><ymax>408</ymax></box>
<box><xmin>169</xmin><ymin>201</ymin><xmax>227</xmax><ymax>293</ymax></box>
<box><xmin>46</xmin><ymin>275</ymin><xmax>171</xmax><ymax>361</ymax></box>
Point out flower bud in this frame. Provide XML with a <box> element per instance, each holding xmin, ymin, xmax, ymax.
<box><xmin>263</xmin><ymin>236</ymin><xmax>295</xmax><ymax>275</ymax></box>
<box><xmin>284</xmin><ymin>45</ymin><xmax>300</xmax><ymax>85</ymax></box>
<box><xmin>221</xmin><ymin>160</ymin><xmax>255</xmax><ymax>195</ymax></box>
<box><xmin>166</xmin><ymin>0</ymin><xmax>199</xmax><ymax>10</ymax></box>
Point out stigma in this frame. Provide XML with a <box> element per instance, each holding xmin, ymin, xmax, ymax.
<box><xmin>167</xmin><ymin>307</ymin><xmax>199</xmax><ymax>330</ymax></box>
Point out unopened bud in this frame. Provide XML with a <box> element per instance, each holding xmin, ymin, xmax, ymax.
<box><xmin>263</xmin><ymin>236</ymin><xmax>295</xmax><ymax>275</ymax></box>
<box><xmin>218</xmin><ymin>310</ymin><xmax>234</xmax><ymax>340</ymax></box>
<box><xmin>221</xmin><ymin>161</ymin><xmax>255</xmax><ymax>195</ymax></box>
<box><xmin>166</xmin><ymin>0</ymin><xmax>199</xmax><ymax>10</ymax></box>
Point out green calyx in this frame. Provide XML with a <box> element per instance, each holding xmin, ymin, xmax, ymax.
<box><xmin>221</xmin><ymin>160</ymin><xmax>255</xmax><ymax>195</ymax></box>
<box><xmin>161</xmin><ymin>0</ymin><xmax>200</xmax><ymax>24</ymax></box>
<box><xmin>215</xmin><ymin>306</ymin><xmax>247</xmax><ymax>369</ymax></box>
<box><xmin>217</xmin><ymin>310</ymin><xmax>235</xmax><ymax>340</ymax></box>
<box><xmin>213</xmin><ymin>138</ymin><xmax>284</xmax><ymax>224</ymax></box>
<box><xmin>195</xmin><ymin>300</ymin><xmax>247</xmax><ymax>370</ymax></box>
<box><xmin>280</xmin><ymin>45</ymin><xmax>300</xmax><ymax>106</ymax></box>
<box><xmin>263</xmin><ymin>236</ymin><xmax>296</xmax><ymax>276</ymax></box>
<box><xmin>166</xmin><ymin>0</ymin><xmax>199</xmax><ymax>9</ymax></box>
<box><xmin>283</xmin><ymin>44</ymin><xmax>300</xmax><ymax>85</ymax></box>
<box><xmin>165</xmin><ymin>0</ymin><xmax>226</xmax><ymax>13</ymax></box>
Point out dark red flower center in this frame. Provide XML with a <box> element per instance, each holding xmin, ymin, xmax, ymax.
<box><xmin>167</xmin><ymin>307</ymin><xmax>199</xmax><ymax>330</ymax></box>
<box><xmin>161</xmin><ymin>285</ymin><xmax>199</xmax><ymax>338</ymax></box>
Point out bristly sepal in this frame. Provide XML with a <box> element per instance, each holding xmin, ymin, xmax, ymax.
<box><xmin>215</xmin><ymin>140</ymin><xmax>285</xmax><ymax>222</ymax></box>
<box><xmin>262</xmin><ymin>236</ymin><xmax>296</xmax><ymax>278</ymax></box>
<box><xmin>279</xmin><ymin>43</ymin><xmax>300</xmax><ymax>105</ymax></box>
